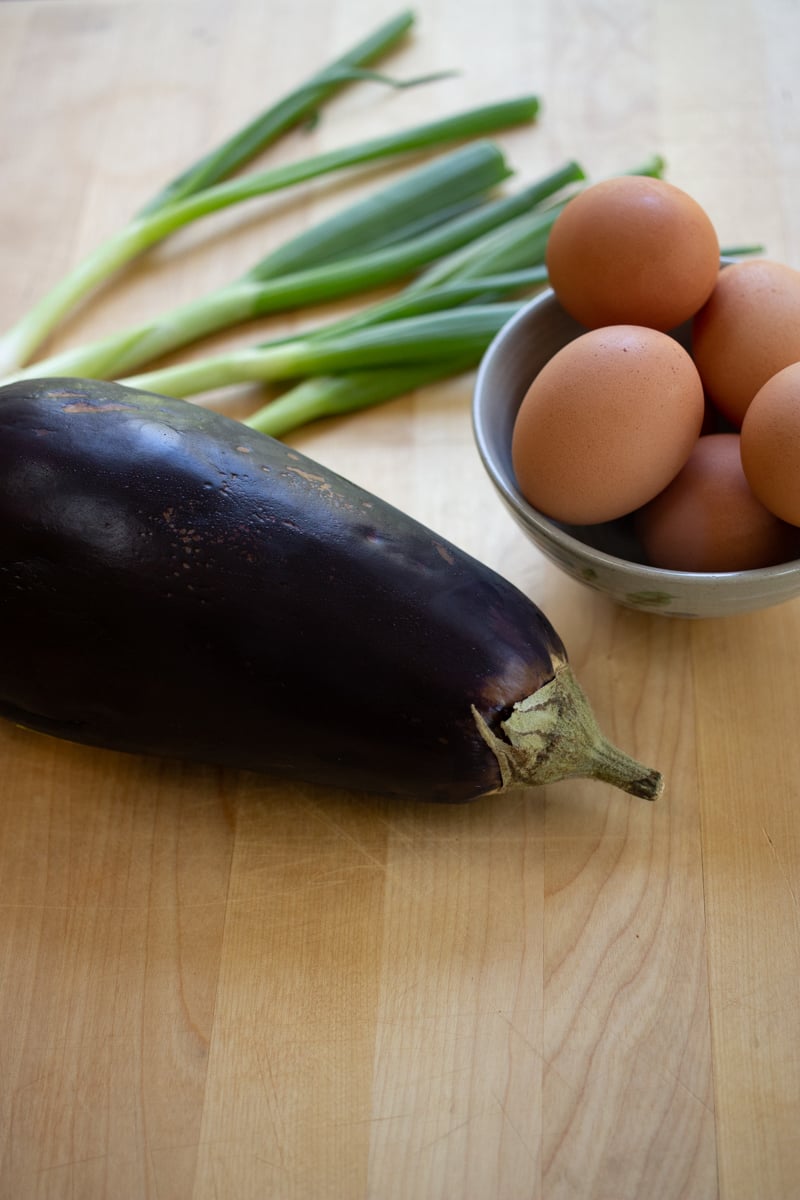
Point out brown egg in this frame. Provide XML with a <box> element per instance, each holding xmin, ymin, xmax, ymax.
<box><xmin>511</xmin><ymin>325</ymin><xmax>705</xmax><ymax>525</ymax></box>
<box><xmin>636</xmin><ymin>433</ymin><xmax>800</xmax><ymax>572</ymax></box>
<box><xmin>692</xmin><ymin>258</ymin><xmax>800</xmax><ymax>427</ymax></box>
<box><xmin>740</xmin><ymin>361</ymin><xmax>800</xmax><ymax>526</ymax></box>
<box><xmin>545</xmin><ymin>175</ymin><xmax>720</xmax><ymax>331</ymax></box>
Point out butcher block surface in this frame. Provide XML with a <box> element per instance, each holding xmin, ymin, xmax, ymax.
<box><xmin>1</xmin><ymin>2</ymin><xmax>799</xmax><ymax>1197</ymax></box>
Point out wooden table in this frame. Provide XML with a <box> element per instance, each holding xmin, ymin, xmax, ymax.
<box><xmin>1</xmin><ymin>2</ymin><xmax>799</xmax><ymax>1197</ymax></box>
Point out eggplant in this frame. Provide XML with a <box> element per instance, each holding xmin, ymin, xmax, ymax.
<box><xmin>0</xmin><ymin>378</ymin><xmax>662</xmax><ymax>804</ymax></box>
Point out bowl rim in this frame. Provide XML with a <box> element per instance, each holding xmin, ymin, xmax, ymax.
<box><xmin>472</xmin><ymin>287</ymin><xmax>800</xmax><ymax>590</ymax></box>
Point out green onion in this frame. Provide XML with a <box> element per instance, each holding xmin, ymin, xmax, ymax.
<box><xmin>12</xmin><ymin>157</ymin><xmax>576</xmax><ymax>384</ymax></box>
<box><xmin>246</xmin><ymin>356</ymin><xmax>481</xmax><ymax>438</ymax></box>
<box><xmin>241</xmin><ymin>140</ymin><xmax>511</xmax><ymax>279</ymax></box>
<box><xmin>121</xmin><ymin>304</ymin><xmax>524</xmax><ymax>398</ymax></box>
<box><xmin>720</xmin><ymin>244</ymin><xmax>765</xmax><ymax>257</ymax></box>
<box><xmin>0</xmin><ymin>94</ymin><xmax>539</xmax><ymax>377</ymax></box>
<box><xmin>138</xmin><ymin>11</ymin><xmax>420</xmax><ymax>215</ymax></box>
<box><xmin>411</xmin><ymin>201</ymin><xmax>565</xmax><ymax>290</ymax></box>
<box><xmin>220</xmin><ymin>269</ymin><xmax>554</xmax><ymax>439</ymax></box>
<box><xmin>292</xmin><ymin>268</ymin><xmax>549</xmax><ymax>341</ymax></box>
<box><xmin>7</xmin><ymin>142</ymin><xmax>512</xmax><ymax>383</ymax></box>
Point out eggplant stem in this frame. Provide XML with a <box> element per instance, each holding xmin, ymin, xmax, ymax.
<box><xmin>473</xmin><ymin>664</ymin><xmax>664</xmax><ymax>801</ymax></box>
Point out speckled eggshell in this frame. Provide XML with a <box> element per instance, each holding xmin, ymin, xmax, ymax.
<box><xmin>511</xmin><ymin>324</ymin><xmax>705</xmax><ymax>525</ymax></box>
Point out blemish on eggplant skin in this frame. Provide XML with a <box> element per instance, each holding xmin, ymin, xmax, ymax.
<box><xmin>61</xmin><ymin>401</ymin><xmax>134</xmax><ymax>414</ymax></box>
<box><xmin>435</xmin><ymin>543</ymin><xmax>456</xmax><ymax>565</ymax></box>
<box><xmin>285</xmin><ymin>466</ymin><xmax>328</xmax><ymax>486</ymax></box>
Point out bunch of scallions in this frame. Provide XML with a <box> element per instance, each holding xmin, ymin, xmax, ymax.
<box><xmin>0</xmin><ymin>11</ymin><xmax>663</xmax><ymax>437</ymax></box>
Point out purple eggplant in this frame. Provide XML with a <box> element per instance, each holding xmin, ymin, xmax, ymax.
<box><xmin>0</xmin><ymin>378</ymin><xmax>662</xmax><ymax>803</ymax></box>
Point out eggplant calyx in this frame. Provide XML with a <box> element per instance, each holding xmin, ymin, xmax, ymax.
<box><xmin>472</xmin><ymin>664</ymin><xmax>664</xmax><ymax>801</ymax></box>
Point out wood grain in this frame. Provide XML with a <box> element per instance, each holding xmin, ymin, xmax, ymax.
<box><xmin>1</xmin><ymin>2</ymin><xmax>799</xmax><ymax>1198</ymax></box>
<box><xmin>693</xmin><ymin>609</ymin><xmax>800</xmax><ymax>1200</ymax></box>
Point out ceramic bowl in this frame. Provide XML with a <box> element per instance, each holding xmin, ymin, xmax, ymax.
<box><xmin>472</xmin><ymin>288</ymin><xmax>800</xmax><ymax>618</ymax></box>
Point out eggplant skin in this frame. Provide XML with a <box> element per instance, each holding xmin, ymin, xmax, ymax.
<box><xmin>0</xmin><ymin>378</ymin><xmax>566</xmax><ymax>802</ymax></box>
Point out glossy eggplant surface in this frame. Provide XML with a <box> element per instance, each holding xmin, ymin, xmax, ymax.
<box><xmin>0</xmin><ymin>379</ymin><xmax>662</xmax><ymax>803</ymax></box>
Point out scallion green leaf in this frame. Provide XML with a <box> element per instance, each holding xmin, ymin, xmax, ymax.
<box><xmin>245</xmin><ymin>356</ymin><xmax>480</xmax><ymax>438</ymax></box>
<box><xmin>137</xmin><ymin>12</ymin><xmax>420</xmax><ymax>215</ymax></box>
